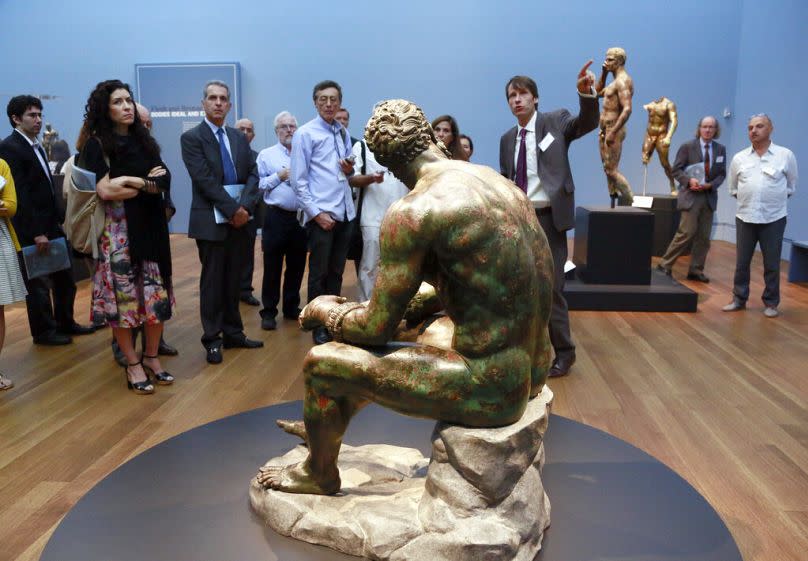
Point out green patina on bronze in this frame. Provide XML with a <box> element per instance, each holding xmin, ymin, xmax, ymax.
<box><xmin>257</xmin><ymin>99</ymin><xmax>554</xmax><ymax>495</ymax></box>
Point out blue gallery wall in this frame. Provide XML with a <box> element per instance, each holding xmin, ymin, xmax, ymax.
<box><xmin>3</xmin><ymin>0</ymin><xmax>792</xmax><ymax>241</ymax></box>
<box><xmin>715</xmin><ymin>0</ymin><xmax>807</xmax><ymax>254</ymax></box>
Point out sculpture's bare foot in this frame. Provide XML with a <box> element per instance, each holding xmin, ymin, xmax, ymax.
<box><xmin>276</xmin><ymin>419</ymin><xmax>307</xmax><ymax>443</ymax></box>
<box><xmin>256</xmin><ymin>461</ymin><xmax>340</xmax><ymax>495</ymax></box>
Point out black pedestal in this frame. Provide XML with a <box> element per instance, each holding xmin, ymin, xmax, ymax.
<box><xmin>40</xmin><ymin>402</ymin><xmax>742</xmax><ymax>561</ymax></box>
<box><xmin>624</xmin><ymin>194</ymin><xmax>688</xmax><ymax>257</ymax></box>
<box><xmin>573</xmin><ymin>206</ymin><xmax>653</xmax><ymax>284</ymax></box>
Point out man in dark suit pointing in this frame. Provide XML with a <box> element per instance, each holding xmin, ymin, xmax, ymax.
<box><xmin>499</xmin><ymin>64</ymin><xmax>599</xmax><ymax>378</ymax></box>
<box><xmin>181</xmin><ymin>80</ymin><xmax>262</xmax><ymax>364</ymax></box>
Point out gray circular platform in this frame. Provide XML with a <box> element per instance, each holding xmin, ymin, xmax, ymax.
<box><xmin>41</xmin><ymin>402</ymin><xmax>742</xmax><ymax>561</ymax></box>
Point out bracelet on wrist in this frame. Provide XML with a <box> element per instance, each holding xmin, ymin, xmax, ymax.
<box><xmin>324</xmin><ymin>301</ymin><xmax>365</xmax><ymax>342</ymax></box>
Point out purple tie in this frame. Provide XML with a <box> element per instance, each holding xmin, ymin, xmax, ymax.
<box><xmin>515</xmin><ymin>128</ymin><xmax>528</xmax><ymax>192</ymax></box>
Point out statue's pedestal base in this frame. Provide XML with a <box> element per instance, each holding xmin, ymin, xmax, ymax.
<box><xmin>249</xmin><ymin>386</ymin><xmax>554</xmax><ymax>561</ymax></box>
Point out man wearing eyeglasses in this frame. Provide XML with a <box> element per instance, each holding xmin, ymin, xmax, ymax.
<box><xmin>256</xmin><ymin>111</ymin><xmax>307</xmax><ymax>331</ymax></box>
<box><xmin>291</xmin><ymin>80</ymin><xmax>356</xmax><ymax>344</ymax></box>
<box><xmin>723</xmin><ymin>114</ymin><xmax>798</xmax><ymax>318</ymax></box>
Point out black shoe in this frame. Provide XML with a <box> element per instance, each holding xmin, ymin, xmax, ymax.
<box><xmin>240</xmin><ymin>294</ymin><xmax>261</xmax><ymax>306</ymax></box>
<box><xmin>142</xmin><ymin>354</ymin><xmax>174</xmax><ymax>385</ymax></box>
<box><xmin>686</xmin><ymin>272</ymin><xmax>710</xmax><ymax>283</ymax></box>
<box><xmin>312</xmin><ymin>326</ymin><xmax>332</xmax><ymax>345</ymax></box>
<box><xmin>261</xmin><ymin>317</ymin><xmax>277</xmax><ymax>331</ymax></box>
<box><xmin>655</xmin><ymin>264</ymin><xmax>672</xmax><ymax>276</ymax></box>
<box><xmin>112</xmin><ymin>339</ymin><xmax>127</xmax><ymax>367</ymax></box>
<box><xmin>157</xmin><ymin>339</ymin><xmax>179</xmax><ymax>356</ymax></box>
<box><xmin>548</xmin><ymin>353</ymin><xmax>576</xmax><ymax>378</ymax></box>
<box><xmin>223</xmin><ymin>336</ymin><xmax>264</xmax><ymax>349</ymax></box>
<box><xmin>33</xmin><ymin>332</ymin><xmax>72</xmax><ymax>346</ymax></box>
<box><xmin>283</xmin><ymin>308</ymin><xmax>303</xmax><ymax>320</ymax></box>
<box><xmin>60</xmin><ymin>322</ymin><xmax>95</xmax><ymax>335</ymax></box>
<box><xmin>206</xmin><ymin>345</ymin><xmax>223</xmax><ymax>364</ymax></box>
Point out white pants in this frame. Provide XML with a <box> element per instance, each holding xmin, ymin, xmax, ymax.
<box><xmin>357</xmin><ymin>226</ymin><xmax>381</xmax><ymax>302</ymax></box>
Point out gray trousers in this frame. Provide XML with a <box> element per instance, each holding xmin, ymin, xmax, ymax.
<box><xmin>660</xmin><ymin>195</ymin><xmax>714</xmax><ymax>273</ymax></box>
<box><xmin>733</xmin><ymin>216</ymin><xmax>787</xmax><ymax>307</ymax></box>
<box><xmin>537</xmin><ymin>210</ymin><xmax>574</xmax><ymax>360</ymax></box>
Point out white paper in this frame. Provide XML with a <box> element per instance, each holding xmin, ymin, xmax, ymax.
<box><xmin>762</xmin><ymin>165</ymin><xmax>777</xmax><ymax>177</ymax></box>
<box><xmin>214</xmin><ymin>183</ymin><xmax>245</xmax><ymax>224</ymax></box>
<box><xmin>0</xmin><ymin>175</ymin><xmax>6</xmax><ymax>192</ymax></box>
<box><xmin>716</xmin><ymin>155</ymin><xmax>724</xmax><ymax>163</ymax></box>
<box><xmin>538</xmin><ymin>132</ymin><xmax>555</xmax><ymax>152</ymax></box>
<box><xmin>632</xmin><ymin>195</ymin><xmax>654</xmax><ymax>209</ymax></box>
<box><xmin>563</xmin><ymin>260</ymin><xmax>576</xmax><ymax>273</ymax></box>
<box><xmin>70</xmin><ymin>164</ymin><xmax>97</xmax><ymax>192</ymax></box>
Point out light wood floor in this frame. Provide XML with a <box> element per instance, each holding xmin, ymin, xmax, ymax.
<box><xmin>0</xmin><ymin>236</ymin><xmax>806</xmax><ymax>561</ymax></box>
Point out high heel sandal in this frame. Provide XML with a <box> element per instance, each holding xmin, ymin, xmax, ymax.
<box><xmin>142</xmin><ymin>354</ymin><xmax>174</xmax><ymax>385</ymax></box>
<box><xmin>125</xmin><ymin>361</ymin><xmax>155</xmax><ymax>395</ymax></box>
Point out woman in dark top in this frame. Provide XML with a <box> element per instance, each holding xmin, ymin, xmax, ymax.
<box><xmin>431</xmin><ymin>114</ymin><xmax>468</xmax><ymax>161</ymax></box>
<box><xmin>76</xmin><ymin>80</ymin><xmax>174</xmax><ymax>395</ymax></box>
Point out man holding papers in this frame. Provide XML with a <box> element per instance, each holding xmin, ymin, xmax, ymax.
<box><xmin>181</xmin><ymin>80</ymin><xmax>262</xmax><ymax>364</ymax></box>
<box><xmin>0</xmin><ymin>95</ymin><xmax>93</xmax><ymax>345</ymax></box>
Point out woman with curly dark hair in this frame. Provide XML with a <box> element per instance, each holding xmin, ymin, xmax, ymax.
<box><xmin>430</xmin><ymin>114</ymin><xmax>468</xmax><ymax>161</ymax></box>
<box><xmin>76</xmin><ymin>80</ymin><xmax>174</xmax><ymax>394</ymax></box>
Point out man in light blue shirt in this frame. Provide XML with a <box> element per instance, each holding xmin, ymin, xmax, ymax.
<box><xmin>291</xmin><ymin>80</ymin><xmax>355</xmax><ymax>344</ymax></box>
<box><xmin>256</xmin><ymin>111</ymin><xmax>307</xmax><ymax>331</ymax></box>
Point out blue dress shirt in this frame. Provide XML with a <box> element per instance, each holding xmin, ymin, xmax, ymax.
<box><xmin>290</xmin><ymin>116</ymin><xmax>355</xmax><ymax>224</ymax></box>
<box><xmin>256</xmin><ymin>143</ymin><xmax>298</xmax><ymax>211</ymax></box>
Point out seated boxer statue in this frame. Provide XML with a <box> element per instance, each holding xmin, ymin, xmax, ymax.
<box><xmin>257</xmin><ymin>99</ymin><xmax>553</xmax><ymax>495</ymax></box>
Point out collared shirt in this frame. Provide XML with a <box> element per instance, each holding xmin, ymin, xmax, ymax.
<box><xmin>352</xmin><ymin>140</ymin><xmax>409</xmax><ymax>229</ymax></box>
<box><xmin>204</xmin><ymin>117</ymin><xmax>234</xmax><ymax>163</ymax></box>
<box><xmin>512</xmin><ymin>112</ymin><xmax>549</xmax><ymax>207</ymax></box>
<box><xmin>291</xmin><ymin>115</ymin><xmax>355</xmax><ymax>224</ymax></box>
<box><xmin>15</xmin><ymin>129</ymin><xmax>51</xmax><ymax>183</ymax></box>
<box><xmin>728</xmin><ymin>142</ymin><xmax>798</xmax><ymax>223</ymax></box>
<box><xmin>256</xmin><ymin>142</ymin><xmax>298</xmax><ymax>211</ymax></box>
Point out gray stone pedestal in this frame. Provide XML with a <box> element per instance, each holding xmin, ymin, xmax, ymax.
<box><xmin>249</xmin><ymin>386</ymin><xmax>553</xmax><ymax>561</ymax></box>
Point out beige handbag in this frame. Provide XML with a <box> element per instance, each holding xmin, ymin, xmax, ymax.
<box><xmin>62</xmin><ymin>153</ymin><xmax>106</xmax><ymax>259</ymax></box>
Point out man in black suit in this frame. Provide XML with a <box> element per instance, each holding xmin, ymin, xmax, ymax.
<box><xmin>499</xmin><ymin>64</ymin><xmax>599</xmax><ymax>378</ymax></box>
<box><xmin>181</xmin><ymin>81</ymin><xmax>263</xmax><ymax>364</ymax></box>
<box><xmin>0</xmin><ymin>95</ymin><xmax>93</xmax><ymax>345</ymax></box>
<box><xmin>235</xmin><ymin>117</ymin><xmax>261</xmax><ymax>307</ymax></box>
<box><xmin>657</xmin><ymin>116</ymin><xmax>726</xmax><ymax>282</ymax></box>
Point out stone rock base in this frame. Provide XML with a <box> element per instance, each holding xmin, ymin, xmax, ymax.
<box><xmin>249</xmin><ymin>386</ymin><xmax>553</xmax><ymax>561</ymax></box>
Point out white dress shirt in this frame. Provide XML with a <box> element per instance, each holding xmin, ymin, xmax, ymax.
<box><xmin>728</xmin><ymin>143</ymin><xmax>798</xmax><ymax>223</ymax></box>
<box><xmin>512</xmin><ymin>112</ymin><xmax>549</xmax><ymax>207</ymax></box>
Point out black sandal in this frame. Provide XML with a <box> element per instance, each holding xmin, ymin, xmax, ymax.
<box><xmin>125</xmin><ymin>361</ymin><xmax>155</xmax><ymax>395</ymax></box>
<box><xmin>142</xmin><ymin>354</ymin><xmax>174</xmax><ymax>385</ymax></box>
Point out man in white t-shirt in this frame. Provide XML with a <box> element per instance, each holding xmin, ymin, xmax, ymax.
<box><xmin>352</xmin><ymin>140</ymin><xmax>409</xmax><ymax>301</ymax></box>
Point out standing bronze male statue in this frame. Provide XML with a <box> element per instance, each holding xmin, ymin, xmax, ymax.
<box><xmin>257</xmin><ymin>99</ymin><xmax>554</xmax><ymax>495</ymax></box>
<box><xmin>642</xmin><ymin>96</ymin><xmax>678</xmax><ymax>195</ymax></box>
<box><xmin>596</xmin><ymin>47</ymin><xmax>634</xmax><ymax>205</ymax></box>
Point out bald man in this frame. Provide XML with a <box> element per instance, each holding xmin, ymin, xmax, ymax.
<box><xmin>235</xmin><ymin>117</ymin><xmax>261</xmax><ymax>306</ymax></box>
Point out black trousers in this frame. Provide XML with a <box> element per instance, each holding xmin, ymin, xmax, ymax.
<box><xmin>240</xmin><ymin>219</ymin><xmax>257</xmax><ymax>297</ymax></box>
<box><xmin>536</xmin><ymin>209</ymin><xmax>575</xmax><ymax>359</ymax></box>
<box><xmin>306</xmin><ymin>219</ymin><xmax>354</xmax><ymax>302</ymax></box>
<box><xmin>260</xmin><ymin>206</ymin><xmax>307</xmax><ymax>319</ymax></box>
<box><xmin>17</xmin><ymin>251</ymin><xmax>77</xmax><ymax>338</ymax></box>
<box><xmin>196</xmin><ymin>228</ymin><xmax>249</xmax><ymax>348</ymax></box>
<box><xmin>733</xmin><ymin>216</ymin><xmax>787</xmax><ymax>307</ymax></box>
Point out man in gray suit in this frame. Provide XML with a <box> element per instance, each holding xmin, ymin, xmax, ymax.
<box><xmin>181</xmin><ymin>80</ymin><xmax>263</xmax><ymax>364</ymax></box>
<box><xmin>499</xmin><ymin>63</ymin><xmax>599</xmax><ymax>378</ymax></box>
<box><xmin>657</xmin><ymin>116</ymin><xmax>726</xmax><ymax>282</ymax></box>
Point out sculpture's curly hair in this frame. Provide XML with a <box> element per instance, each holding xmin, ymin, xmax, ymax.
<box><xmin>364</xmin><ymin>99</ymin><xmax>449</xmax><ymax>169</ymax></box>
<box><xmin>76</xmin><ymin>79</ymin><xmax>159</xmax><ymax>159</ymax></box>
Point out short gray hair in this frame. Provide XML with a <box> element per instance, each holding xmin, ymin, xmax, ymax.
<box><xmin>273</xmin><ymin>111</ymin><xmax>297</xmax><ymax>128</ymax></box>
<box><xmin>203</xmin><ymin>80</ymin><xmax>230</xmax><ymax>100</ymax></box>
<box><xmin>748</xmin><ymin>113</ymin><xmax>772</xmax><ymax>126</ymax></box>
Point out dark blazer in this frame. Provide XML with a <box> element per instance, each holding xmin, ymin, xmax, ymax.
<box><xmin>671</xmin><ymin>138</ymin><xmax>726</xmax><ymax>211</ymax></box>
<box><xmin>500</xmin><ymin>94</ymin><xmax>599</xmax><ymax>232</ymax></box>
<box><xmin>0</xmin><ymin>130</ymin><xmax>62</xmax><ymax>246</ymax></box>
<box><xmin>181</xmin><ymin>122</ymin><xmax>259</xmax><ymax>241</ymax></box>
